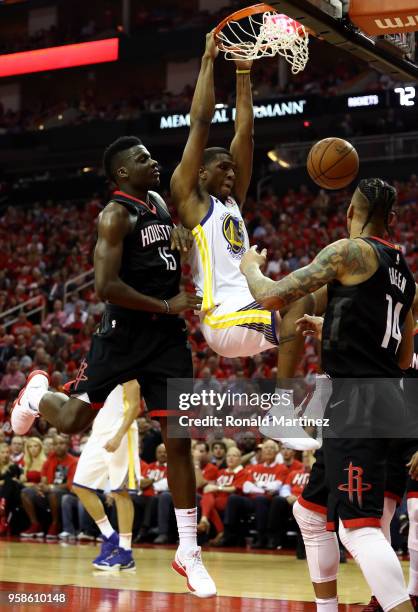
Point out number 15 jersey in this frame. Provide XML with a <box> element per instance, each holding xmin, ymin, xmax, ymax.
<box><xmin>322</xmin><ymin>237</ymin><xmax>415</xmax><ymax>378</ymax></box>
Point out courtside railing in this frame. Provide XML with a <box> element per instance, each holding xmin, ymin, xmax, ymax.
<box><xmin>0</xmin><ymin>268</ymin><xmax>95</xmax><ymax>329</ymax></box>
<box><xmin>63</xmin><ymin>268</ymin><xmax>94</xmax><ymax>306</ymax></box>
<box><xmin>0</xmin><ymin>297</ymin><xmax>46</xmax><ymax>330</ymax></box>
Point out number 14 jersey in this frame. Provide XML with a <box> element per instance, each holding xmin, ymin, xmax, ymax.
<box><xmin>322</xmin><ymin>236</ymin><xmax>415</xmax><ymax>378</ymax></box>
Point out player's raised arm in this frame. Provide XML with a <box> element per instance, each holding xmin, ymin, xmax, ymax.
<box><xmin>240</xmin><ymin>238</ymin><xmax>372</xmax><ymax>310</ymax></box>
<box><xmin>230</xmin><ymin>58</ymin><xmax>254</xmax><ymax>207</ymax></box>
<box><xmin>94</xmin><ymin>205</ymin><xmax>201</xmax><ymax>314</ymax></box>
<box><xmin>170</xmin><ymin>32</ymin><xmax>218</xmax><ymax>228</ymax></box>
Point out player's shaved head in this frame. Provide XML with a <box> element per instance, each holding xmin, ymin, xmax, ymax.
<box><xmin>103</xmin><ymin>135</ymin><xmax>143</xmax><ymax>182</ymax></box>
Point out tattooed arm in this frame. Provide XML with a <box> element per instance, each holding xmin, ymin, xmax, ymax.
<box><xmin>240</xmin><ymin>239</ymin><xmax>372</xmax><ymax>311</ymax></box>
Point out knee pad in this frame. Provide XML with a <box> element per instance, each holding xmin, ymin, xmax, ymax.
<box><xmin>293</xmin><ymin>499</ymin><xmax>327</xmax><ymax>541</ymax></box>
<box><xmin>338</xmin><ymin>523</ymin><xmax>388</xmax><ymax>559</ymax></box>
<box><xmin>293</xmin><ymin>500</ymin><xmax>339</xmax><ymax>583</ymax></box>
<box><xmin>338</xmin><ymin>521</ymin><xmax>409</xmax><ymax>612</ymax></box>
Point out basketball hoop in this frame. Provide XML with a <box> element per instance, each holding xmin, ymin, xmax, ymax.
<box><xmin>214</xmin><ymin>3</ymin><xmax>310</xmax><ymax>74</ymax></box>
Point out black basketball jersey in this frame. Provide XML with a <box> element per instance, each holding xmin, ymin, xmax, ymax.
<box><xmin>109</xmin><ymin>190</ymin><xmax>181</xmax><ymax>303</ymax></box>
<box><xmin>322</xmin><ymin>236</ymin><xmax>415</xmax><ymax>378</ymax></box>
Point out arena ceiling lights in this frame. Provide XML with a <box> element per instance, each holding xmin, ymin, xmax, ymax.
<box><xmin>0</xmin><ymin>38</ymin><xmax>119</xmax><ymax>78</ymax></box>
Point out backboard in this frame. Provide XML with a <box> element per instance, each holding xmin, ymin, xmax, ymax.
<box><xmin>268</xmin><ymin>0</ymin><xmax>418</xmax><ymax>80</ymax></box>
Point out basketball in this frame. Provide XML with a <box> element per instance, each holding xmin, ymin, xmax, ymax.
<box><xmin>307</xmin><ymin>137</ymin><xmax>359</xmax><ymax>190</ymax></box>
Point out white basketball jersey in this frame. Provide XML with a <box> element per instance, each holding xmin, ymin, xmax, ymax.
<box><xmin>92</xmin><ymin>384</ymin><xmax>138</xmax><ymax>438</ymax></box>
<box><xmin>190</xmin><ymin>195</ymin><xmax>251</xmax><ymax>311</ymax></box>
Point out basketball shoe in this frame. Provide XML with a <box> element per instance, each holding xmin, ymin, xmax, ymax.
<box><xmin>11</xmin><ymin>370</ymin><xmax>49</xmax><ymax>435</ymax></box>
<box><xmin>92</xmin><ymin>532</ymin><xmax>119</xmax><ymax>569</ymax></box>
<box><xmin>95</xmin><ymin>548</ymin><xmax>136</xmax><ymax>571</ymax></box>
<box><xmin>172</xmin><ymin>546</ymin><xmax>216</xmax><ymax>598</ymax></box>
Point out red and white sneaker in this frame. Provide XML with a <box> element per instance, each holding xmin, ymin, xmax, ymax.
<box><xmin>172</xmin><ymin>546</ymin><xmax>216</xmax><ymax>598</ymax></box>
<box><xmin>11</xmin><ymin>370</ymin><xmax>49</xmax><ymax>435</ymax></box>
<box><xmin>20</xmin><ymin>523</ymin><xmax>44</xmax><ymax>538</ymax></box>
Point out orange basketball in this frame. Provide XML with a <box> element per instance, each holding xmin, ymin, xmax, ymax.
<box><xmin>307</xmin><ymin>137</ymin><xmax>359</xmax><ymax>190</ymax></box>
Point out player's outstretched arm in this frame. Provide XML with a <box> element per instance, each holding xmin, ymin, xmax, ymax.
<box><xmin>94</xmin><ymin>204</ymin><xmax>202</xmax><ymax>314</ymax></box>
<box><xmin>170</xmin><ymin>31</ymin><xmax>218</xmax><ymax>229</ymax></box>
<box><xmin>240</xmin><ymin>239</ymin><xmax>370</xmax><ymax>310</ymax></box>
<box><xmin>230</xmin><ymin>58</ymin><xmax>254</xmax><ymax>207</ymax></box>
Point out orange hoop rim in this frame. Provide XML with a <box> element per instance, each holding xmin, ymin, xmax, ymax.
<box><xmin>214</xmin><ymin>3</ymin><xmax>276</xmax><ymax>39</ymax></box>
<box><xmin>214</xmin><ymin>2</ymin><xmax>315</xmax><ymax>43</ymax></box>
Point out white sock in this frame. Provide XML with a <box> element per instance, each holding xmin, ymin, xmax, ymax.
<box><xmin>119</xmin><ymin>532</ymin><xmax>131</xmax><ymax>551</ymax></box>
<box><xmin>315</xmin><ymin>597</ymin><xmax>338</xmax><ymax>612</ymax></box>
<box><xmin>175</xmin><ymin>507</ymin><xmax>197</xmax><ymax>553</ymax></box>
<box><xmin>96</xmin><ymin>516</ymin><xmax>114</xmax><ymax>539</ymax></box>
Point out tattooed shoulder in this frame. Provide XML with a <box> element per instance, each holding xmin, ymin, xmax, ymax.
<box><xmin>342</xmin><ymin>239</ymin><xmax>372</xmax><ymax>276</ymax></box>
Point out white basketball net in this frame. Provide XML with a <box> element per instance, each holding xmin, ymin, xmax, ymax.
<box><xmin>217</xmin><ymin>11</ymin><xmax>309</xmax><ymax>74</ymax></box>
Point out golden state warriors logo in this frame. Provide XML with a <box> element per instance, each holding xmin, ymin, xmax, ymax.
<box><xmin>222</xmin><ymin>214</ymin><xmax>245</xmax><ymax>258</ymax></box>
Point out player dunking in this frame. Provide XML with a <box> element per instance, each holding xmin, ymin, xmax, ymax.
<box><xmin>240</xmin><ymin>178</ymin><xmax>415</xmax><ymax>612</ymax></box>
<box><xmin>171</xmin><ymin>32</ymin><xmax>317</xmax><ymax>451</ymax></box>
<box><xmin>11</xmin><ymin>136</ymin><xmax>216</xmax><ymax>597</ymax></box>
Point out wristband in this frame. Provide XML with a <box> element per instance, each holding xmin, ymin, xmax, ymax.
<box><xmin>163</xmin><ymin>299</ymin><xmax>170</xmax><ymax>313</ymax></box>
<box><xmin>236</xmin><ymin>69</ymin><xmax>251</xmax><ymax>74</ymax></box>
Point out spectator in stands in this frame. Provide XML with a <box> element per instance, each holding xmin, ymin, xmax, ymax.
<box><xmin>42</xmin><ymin>299</ymin><xmax>66</xmax><ymax>331</ymax></box>
<box><xmin>20</xmin><ymin>437</ymin><xmax>46</xmax><ymax>488</ymax></box>
<box><xmin>0</xmin><ymin>335</ymin><xmax>16</xmax><ymax>374</ymax></box>
<box><xmin>11</xmin><ymin>312</ymin><xmax>34</xmax><ymax>337</ymax></box>
<box><xmin>210</xmin><ymin>441</ymin><xmax>227</xmax><ymax>470</ymax></box>
<box><xmin>276</xmin><ymin>446</ymin><xmax>303</xmax><ymax>481</ymax></box>
<box><xmin>218</xmin><ymin>440</ymin><xmax>283</xmax><ymax>549</ymax></box>
<box><xmin>0</xmin><ymin>442</ymin><xmax>22</xmax><ymax>535</ymax></box>
<box><xmin>49</xmin><ymin>371</ymin><xmax>64</xmax><ymax>392</ymax></box>
<box><xmin>133</xmin><ymin>443</ymin><xmax>168</xmax><ymax>543</ymax></box>
<box><xmin>42</xmin><ymin>436</ymin><xmax>54</xmax><ymax>456</ymax></box>
<box><xmin>137</xmin><ymin>417</ymin><xmax>162</xmax><ymax>464</ymax></box>
<box><xmin>194</xmin><ymin>442</ymin><xmax>219</xmax><ymax>496</ymax></box>
<box><xmin>199</xmin><ymin>446</ymin><xmax>246</xmax><ymax>546</ymax></box>
<box><xmin>9</xmin><ymin>436</ymin><xmax>25</xmax><ymax>466</ymax></box>
<box><xmin>236</xmin><ymin>432</ymin><xmax>259</xmax><ymax>466</ymax></box>
<box><xmin>20</xmin><ymin>435</ymin><xmax>77</xmax><ymax>538</ymax></box>
<box><xmin>0</xmin><ymin>358</ymin><xmax>25</xmax><ymax>392</ymax></box>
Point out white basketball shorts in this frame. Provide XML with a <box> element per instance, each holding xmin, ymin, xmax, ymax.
<box><xmin>201</xmin><ymin>293</ymin><xmax>280</xmax><ymax>358</ymax></box>
<box><xmin>72</xmin><ymin>428</ymin><xmax>141</xmax><ymax>492</ymax></box>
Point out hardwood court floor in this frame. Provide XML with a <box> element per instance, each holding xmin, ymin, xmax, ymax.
<box><xmin>0</xmin><ymin>540</ymin><xmax>409</xmax><ymax>610</ymax></box>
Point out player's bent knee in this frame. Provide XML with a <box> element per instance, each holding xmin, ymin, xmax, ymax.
<box><xmin>293</xmin><ymin>499</ymin><xmax>327</xmax><ymax>539</ymax></box>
